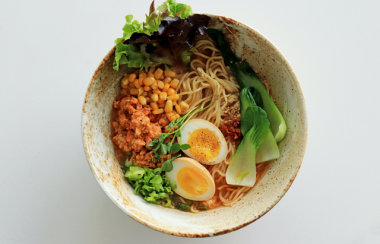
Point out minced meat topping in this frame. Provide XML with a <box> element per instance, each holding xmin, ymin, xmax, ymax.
<box><xmin>112</xmin><ymin>94</ymin><xmax>167</xmax><ymax>168</ymax></box>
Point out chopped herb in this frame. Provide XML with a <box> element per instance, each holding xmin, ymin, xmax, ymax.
<box><xmin>174</xmin><ymin>202</ymin><xmax>191</xmax><ymax>212</ymax></box>
<box><xmin>124</xmin><ymin>166</ymin><xmax>176</xmax><ymax>205</ymax></box>
<box><xmin>197</xmin><ymin>206</ymin><xmax>208</xmax><ymax>210</ymax></box>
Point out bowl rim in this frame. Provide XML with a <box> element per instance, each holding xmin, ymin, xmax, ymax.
<box><xmin>81</xmin><ymin>14</ymin><xmax>308</xmax><ymax>237</ymax></box>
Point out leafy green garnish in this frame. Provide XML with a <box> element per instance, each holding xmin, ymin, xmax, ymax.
<box><xmin>114</xmin><ymin>15</ymin><xmax>146</xmax><ymax>45</ymax></box>
<box><xmin>171</xmin><ymin>143</ymin><xmax>190</xmax><ymax>152</ymax></box>
<box><xmin>161</xmin><ymin>154</ymin><xmax>181</xmax><ymax>172</ymax></box>
<box><xmin>124</xmin><ymin>166</ymin><xmax>176</xmax><ymax>205</ymax></box>
<box><xmin>114</xmin><ymin>1</ymin><xmax>193</xmax><ymax>45</ymax></box>
<box><xmin>171</xmin><ymin>143</ymin><xmax>181</xmax><ymax>153</ymax></box>
<box><xmin>157</xmin><ymin>0</ymin><xmax>193</xmax><ymax>19</ymax></box>
<box><xmin>207</xmin><ymin>29</ymin><xmax>287</xmax><ymax>142</ymax></box>
<box><xmin>144</xmin><ymin>0</ymin><xmax>193</xmax><ymax>34</ymax></box>
<box><xmin>113</xmin><ymin>43</ymin><xmax>149</xmax><ymax>71</ymax></box>
<box><xmin>113</xmin><ymin>0</ymin><xmax>205</xmax><ymax>71</ymax></box>
<box><xmin>180</xmin><ymin>144</ymin><xmax>191</xmax><ymax>150</ymax></box>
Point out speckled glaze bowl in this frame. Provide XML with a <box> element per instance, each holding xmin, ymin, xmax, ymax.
<box><xmin>81</xmin><ymin>14</ymin><xmax>308</xmax><ymax>237</ymax></box>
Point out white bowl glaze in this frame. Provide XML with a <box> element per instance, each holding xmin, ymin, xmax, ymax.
<box><xmin>81</xmin><ymin>14</ymin><xmax>308</xmax><ymax>237</ymax></box>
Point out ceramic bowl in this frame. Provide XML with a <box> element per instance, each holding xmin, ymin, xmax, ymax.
<box><xmin>81</xmin><ymin>14</ymin><xmax>308</xmax><ymax>237</ymax></box>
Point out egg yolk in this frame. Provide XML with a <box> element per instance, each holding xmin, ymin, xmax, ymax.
<box><xmin>177</xmin><ymin>167</ymin><xmax>209</xmax><ymax>196</ymax></box>
<box><xmin>188</xmin><ymin>128</ymin><xmax>221</xmax><ymax>162</ymax></box>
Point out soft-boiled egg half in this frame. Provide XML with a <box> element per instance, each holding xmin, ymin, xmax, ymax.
<box><xmin>178</xmin><ymin>119</ymin><xmax>227</xmax><ymax>165</ymax></box>
<box><xmin>166</xmin><ymin>157</ymin><xmax>215</xmax><ymax>201</ymax></box>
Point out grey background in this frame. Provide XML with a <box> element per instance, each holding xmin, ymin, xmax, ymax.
<box><xmin>1</xmin><ymin>0</ymin><xmax>379</xmax><ymax>243</ymax></box>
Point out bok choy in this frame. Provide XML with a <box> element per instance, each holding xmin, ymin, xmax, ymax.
<box><xmin>240</xmin><ymin>87</ymin><xmax>280</xmax><ymax>163</ymax></box>
<box><xmin>226</xmin><ymin>106</ymin><xmax>269</xmax><ymax>186</ymax></box>
<box><xmin>207</xmin><ymin>29</ymin><xmax>287</xmax><ymax>142</ymax></box>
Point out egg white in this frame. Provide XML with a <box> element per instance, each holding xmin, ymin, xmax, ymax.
<box><xmin>179</xmin><ymin>119</ymin><xmax>227</xmax><ymax>165</ymax></box>
<box><xmin>166</xmin><ymin>157</ymin><xmax>215</xmax><ymax>201</ymax></box>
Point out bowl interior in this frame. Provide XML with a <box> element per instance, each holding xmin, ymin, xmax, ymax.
<box><xmin>82</xmin><ymin>15</ymin><xmax>307</xmax><ymax>237</ymax></box>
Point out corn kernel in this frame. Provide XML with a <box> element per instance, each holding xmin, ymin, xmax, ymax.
<box><xmin>166</xmin><ymin>112</ymin><xmax>176</xmax><ymax>122</ymax></box>
<box><xmin>133</xmin><ymin>79</ymin><xmax>141</xmax><ymax>89</ymax></box>
<box><xmin>130</xmin><ymin>88</ymin><xmax>139</xmax><ymax>95</ymax></box>
<box><xmin>163</xmin><ymin>77</ymin><xmax>172</xmax><ymax>84</ymax></box>
<box><xmin>167</xmin><ymin>88</ymin><xmax>176</xmax><ymax>96</ymax></box>
<box><xmin>157</xmin><ymin>81</ymin><xmax>164</xmax><ymax>89</ymax></box>
<box><xmin>167</xmin><ymin>94</ymin><xmax>179</xmax><ymax>101</ymax></box>
<box><xmin>154</xmin><ymin>68</ymin><xmax>164</xmax><ymax>80</ymax></box>
<box><xmin>151</xmin><ymin>94</ymin><xmax>158</xmax><ymax>102</ymax></box>
<box><xmin>151</xmin><ymin>81</ymin><xmax>158</xmax><ymax>90</ymax></box>
<box><xmin>164</xmin><ymin>70</ymin><xmax>176</xmax><ymax>78</ymax></box>
<box><xmin>170</xmin><ymin>79</ymin><xmax>179</xmax><ymax>89</ymax></box>
<box><xmin>153</xmin><ymin>89</ymin><xmax>161</xmax><ymax>95</ymax></box>
<box><xmin>143</xmin><ymin>77</ymin><xmax>155</xmax><ymax>86</ymax></box>
<box><xmin>153</xmin><ymin>109</ymin><xmax>164</xmax><ymax>115</ymax></box>
<box><xmin>172</xmin><ymin>110</ymin><xmax>180</xmax><ymax>119</ymax></box>
<box><xmin>175</xmin><ymin>104</ymin><xmax>182</xmax><ymax>114</ymax></box>
<box><xmin>179</xmin><ymin>101</ymin><xmax>189</xmax><ymax>112</ymax></box>
<box><xmin>163</xmin><ymin>83</ymin><xmax>170</xmax><ymax>92</ymax></box>
<box><xmin>121</xmin><ymin>74</ymin><xmax>129</xmax><ymax>86</ymax></box>
<box><xmin>165</xmin><ymin>100</ymin><xmax>173</xmax><ymax>113</ymax></box>
<box><xmin>159</xmin><ymin>92</ymin><xmax>167</xmax><ymax>101</ymax></box>
<box><xmin>129</xmin><ymin>73</ymin><xmax>136</xmax><ymax>83</ymax></box>
<box><xmin>150</xmin><ymin>102</ymin><xmax>158</xmax><ymax>110</ymax></box>
<box><xmin>157</xmin><ymin>97</ymin><xmax>165</xmax><ymax>104</ymax></box>
<box><xmin>138</xmin><ymin>96</ymin><xmax>147</xmax><ymax>105</ymax></box>
<box><xmin>138</xmin><ymin>73</ymin><xmax>146</xmax><ymax>86</ymax></box>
